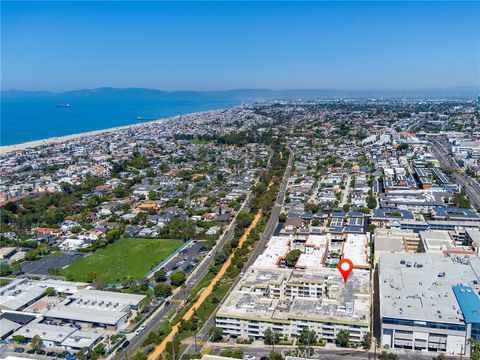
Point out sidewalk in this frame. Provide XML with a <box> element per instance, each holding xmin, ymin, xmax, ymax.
<box><xmin>147</xmin><ymin>211</ymin><xmax>263</xmax><ymax>360</ymax></box>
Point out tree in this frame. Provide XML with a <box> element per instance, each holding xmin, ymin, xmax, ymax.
<box><xmin>148</xmin><ymin>190</ymin><xmax>157</xmax><ymax>200</ymax></box>
<box><xmin>138</xmin><ymin>297</ymin><xmax>151</xmax><ymax>314</ymax></box>
<box><xmin>86</xmin><ymin>271</ymin><xmax>98</xmax><ymax>282</ymax></box>
<box><xmin>362</xmin><ymin>332</ymin><xmax>372</xmax><ymax>350</ymax></box>
<box><xmin>154</xmin><ymin>268</ymin><xmax>167</xmax><ymax>282</ymax></box>
<box><xmin>452</xmin><ymin>190</ymin><xmax>472</xmax><ymax>209</ymax></box>
<box><xmin>131</xmin><ymin>352</ymin><xmax>148</xmax><ymax>360</ymax></box>
<box><xmin>209</xmin><ymin>326</ymin><xmax>223</xmax><ymax>342</ymax></box>
<box><xmin>170</xmin><ymin>271</ymin><xmax>186</xmax><ymax>286</ymax></box>
<box><xmin>31</xmin><ymin>335</ymin><xmax>43</xmax><ymax>351</ymax></box>
<box><xmin>366</xmin><ymin>192</ymin><xmax>377</xmax><ymax>209</ymax></box>
<box><xmin>305</xmin><ymin>202</ymin><xmax>319</xmax><ymax>214</ymax></box>
<box><xmin>336</xmin><ymin>330</ymin><xmax>349</xmax><ymax>347</ymax></box>
<box><xmin>92</xmin><ymin>278</ymin><xmax>107</xmax><ymax>290</ymax></box>
<box><xmin>285</xmin><ymin>249</ymin><xmax>302</xmax><ymax>267</ymax></box>
<box><xmin>378</xmin><ymin>351</ymin><xmax>399</xmax><ymax>360</ymax></box>
<box><xmin>269</xmin><ymin>352</ymin><xmax>283</xmax><ymax>360</ymax></box>
<box><xmin>105</xmin><ymin>228</ymin><xmax>121</xmax><ymax>242</ymax></box>
<box><xmin>264</xmin><ymin>328</ymin><xmax>280</xmax><ymax>345</ymax></box>
<box><xmin>154</xmin><ymin>283</ymin><xmax>172</xmax><ymax>298</ymax></box>
<box><xmin>13</xmin><ymin>335</ymin><xmax>25</xmax><ymax>343</ymax></box>
<box><xmin>214</xmin><ymin>249</ymin><xmax>229</xmax><ymax>265</ymax></box>
<box><xmin>44</xmin><ymin>287</ymin><xmax>56</xmax><ymax>296</ymax></box>
<box><xmin>236</xmin><ymin>211</ymin><xmax>254</xmax><ymax>228</ymax></box>
<box><xmin>94</xmin><ymin>343</ymin><xmax>105</xmax><ymax>354</ymax></box>
<box><xmin>469</xmin><ymin>338</ymin><xmax>480</xmax><ymax>360</ymax></box>
<box><xmin>219</xmin><ymin>349</ymin><xmax>243</xmax><ymax>359</ymax></box>
<box><xmin>279</xmin><ymin>212</ymin><xmax>287</xmax><ymax>223</ymax></box>
<box><xmin>298</xmin><ymin>328</ymin><xmax>317</xmax><ymax>345</ymax></box>
<box><xmin>0</xmin><ymin>263</ymin><xmax>12</xmax><ymax>276</ymax></box>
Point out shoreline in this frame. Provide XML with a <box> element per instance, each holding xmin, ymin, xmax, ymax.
<box><xmin>0</xmin><ymin>119</ymin><xmax>170</xmax><ymax>155</ymax></box>
<box><xmin>0</xmin><ymin>105</ymin><xmax>238</xmax><ymax>156</ymax></box>
<box><xmin>0</xmin><ymin>106</ymin><xmax>225</xmax><ymax>155</ymax></box>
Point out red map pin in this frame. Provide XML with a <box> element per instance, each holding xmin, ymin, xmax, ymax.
<box><xmin>338</xmin><ymin>258</ymin><xmax>353</xmax><ymax>283</ymax></box>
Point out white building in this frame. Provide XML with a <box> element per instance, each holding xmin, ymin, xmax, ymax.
<box><xmin>379</xmin><ymin>253</ymin><xmax>480</xmax><ymax>356</ymax></box>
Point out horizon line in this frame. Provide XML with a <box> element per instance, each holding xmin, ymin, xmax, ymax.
<box><xmin>3</xmin><ymin>86</ymin><xmax>480</xmax><ymax>94</ymax></box>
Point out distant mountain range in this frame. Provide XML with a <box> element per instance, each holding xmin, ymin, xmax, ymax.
<box><xmin>2</xmin><ymin>86</ymin><xmax>479</xmax><ymax>102</ymax></box>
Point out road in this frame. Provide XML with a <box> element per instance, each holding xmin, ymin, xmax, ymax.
<box><xmin>207</xmin><ymin>343</ymin><xmax>444</xmax><ymax>360</ymax></box>
<box><xmin>339</xmin><ymin>175</ymin><xmax>352</xmax><ymax>207</ymax></box>
<box><xmin>182</xmin><ymin>149</ymin><xmax>294</xmax><ymax>357</ymax></box>
<box><xmin>112</xmin><ymin>193</ymin><xmax>253</xmax><ymax>360</ymax></box>
<box><xmin>112</xmin><ymin>149</ymin><xmax>276</xmax><ymax>360</ymax></box>
<box><xmin>430</xmin><ymin>139</ymin><xmax>480</xmax><ymax>211</ymax></box>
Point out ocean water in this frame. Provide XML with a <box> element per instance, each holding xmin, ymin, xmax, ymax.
<box><xmin>1</xmin><ymin>99</ymin><xmax>240</xmax><ymax>146</ymax></box>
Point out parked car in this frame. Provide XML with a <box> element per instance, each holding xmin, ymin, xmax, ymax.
<box><xmin>14</xmin><ymin>348</ymin><xmax>25</xmax><ymax>353</ymax></box>
<box><xmin>135</xmin><ymin>325</ymin><xmax>147</xmax><ymax>335</ymax></box>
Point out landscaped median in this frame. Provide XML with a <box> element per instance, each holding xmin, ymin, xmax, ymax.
<box><xmin>146</xmin><ymin>210</ymin><xmax>263</xmax><ymax>360</ymax></box>
<box><xmin>129</xmin><ymin>145</ymin><xmax>289</xmax><ymax>360</ymax></box>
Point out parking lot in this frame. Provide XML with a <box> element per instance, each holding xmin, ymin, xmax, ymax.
<box><xmin>21</xmin><ymin>253</ymin><xmax>84</xmax><ymax>275</ymax></box>
<box><xmin>162</xmin><ymin>240</ymin><xmax>206</xmax><ymax>280</ymax></box>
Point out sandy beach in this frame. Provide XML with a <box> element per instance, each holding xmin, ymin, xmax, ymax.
<box><xmin>0</xmin><ymin>117</ymin><xmax>171</xmax><ymax>155</ymax></box>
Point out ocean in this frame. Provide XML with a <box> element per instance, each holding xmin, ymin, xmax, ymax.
<box><xmin>1</xmin><ymin>98</ymin><xmax>241</xmax><ymax>146</ymax></box>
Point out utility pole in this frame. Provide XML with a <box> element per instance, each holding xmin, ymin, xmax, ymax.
<box><xmin>272</xmin><ymin>331</ymin><xmax>275</xmax><ymax>353</ymax></box>
<box><xmin>307</xmin><ymin>328</ymin><xmax>311</xmax><ymax>356</ymax></box>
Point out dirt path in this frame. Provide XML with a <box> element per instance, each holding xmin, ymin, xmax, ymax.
<box><xmin>148</xmin><ymin>211</ymin><xmax>262</xmax><ymax>359</ymax></box>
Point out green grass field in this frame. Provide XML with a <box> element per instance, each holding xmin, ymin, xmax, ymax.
<box><xmin>60</xmin><ymin>238</ymin><xmax>183</xmax><ymax>283</ymax></box>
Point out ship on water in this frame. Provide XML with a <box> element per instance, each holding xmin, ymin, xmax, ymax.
<box><xmin>56</xmin><ymin>104</ymin><xmax>71</xmax><ymax>108</ymax></box>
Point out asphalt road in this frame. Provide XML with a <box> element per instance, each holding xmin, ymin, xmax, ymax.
<box><xmin>430</xmin><ymin>139</ymin><xmax>480</xmax><ymax>211</ymax></box>
<box><xmin>112</xmin><ymin>149</ymin><xmax>279</xmax><ymax>360</ymax></box>
<box><xmin>113</xmin><ymin>197</ymin><xmax>251</xmax><ymax>360</ymax></box>
<box><xmin>208</xmin><ymin>344</ymin><xmax>443</xmax><ymax>360</ymax></box>
<box><xmin>182</xmin><ymin>149</ymin><xmax>294</xmax><ymax>356</ymax></box>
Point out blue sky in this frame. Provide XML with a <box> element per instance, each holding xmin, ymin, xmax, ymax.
<box><xmin>1</xmin><ymin>1</ymin><xmax>479</xmax><ymax>91</ymax></box>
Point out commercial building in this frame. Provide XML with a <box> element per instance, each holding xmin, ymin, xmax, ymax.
<box><xmin>373</xmin><ymin>228</ymin><xmax>420</xmax><ymax>264</ymax></box>
<box><xmin>11</xmin><ymin>322</ymin><xmax>104</xmax><ymax>351</ymax></box>
<box><xmin>0</xmin><ymin>279</ymin><xmax>46</xmax><ymax>311</ymax></box>
<box><xmin>379</xmin><ymin>253</ymin><xmax>480</xmax><ymax>356</ymax></box>
<box><xmin>419</xmin><ymin>230</ymin><xmax>477</xmax><ymax>255</ymax></box>
<box><xmin>44</xmin><ymin>289</ymin><xmax>146</xmax><ymax>330</ymax></box>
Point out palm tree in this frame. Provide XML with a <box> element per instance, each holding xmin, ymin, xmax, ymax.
<box><xmin>181</xmin><ymin>284</ymin><xmax>187</xmax><ymax>301</ymax></box>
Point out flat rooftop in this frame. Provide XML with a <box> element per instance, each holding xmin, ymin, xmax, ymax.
<box><xmin>45</xmin><ymin>303</ymin><xmax>127</xmax><ymax>326</ymax></box>
<box><xmin>379</xmin><ymin>253</ymin><xmax>480</xmax><ymax>324</ymax></box>
<box><xmin>374</xmin><ymin>228</ymin><xmax>418</xmax><ymax>253</ymax></box>
<box><xmin>0</xmin><ymin>279</ymin><xmax>45</xmax><ymax>311</ymax></box>
<box><xmin>253</xmin><ymin>235</ymin><xmax>291</xmax><ymax>270</ymax></box>
<box><xmin>12</xmin><ymin>322</ymin><xmax>75</xmax><ymax>342</ymax></box>
<box><xmin>420</xmin><ymin>230</ymin><xmax>475</xmax><ymax>254</ymax></box>
<box><xmin>342</xmin><ymin>234</ymin><xmax>370</xmax><ymax>269</ymax></box>
<box><xmin>218</xmin><ymin>267</ymin><xmax>370</xmax><ymax>326</ymax></box>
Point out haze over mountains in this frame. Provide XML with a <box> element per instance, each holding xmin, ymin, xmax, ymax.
<box><xmin>2</xmin><ymin>86</ymin><xmax>479</xmax><ymax>102</ymax></box>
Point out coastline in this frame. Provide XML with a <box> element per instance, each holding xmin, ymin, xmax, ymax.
<box><xmin>0</xmin><ymin>117</ymin><xmax>171</xmax><ymax>155</ymax></box>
